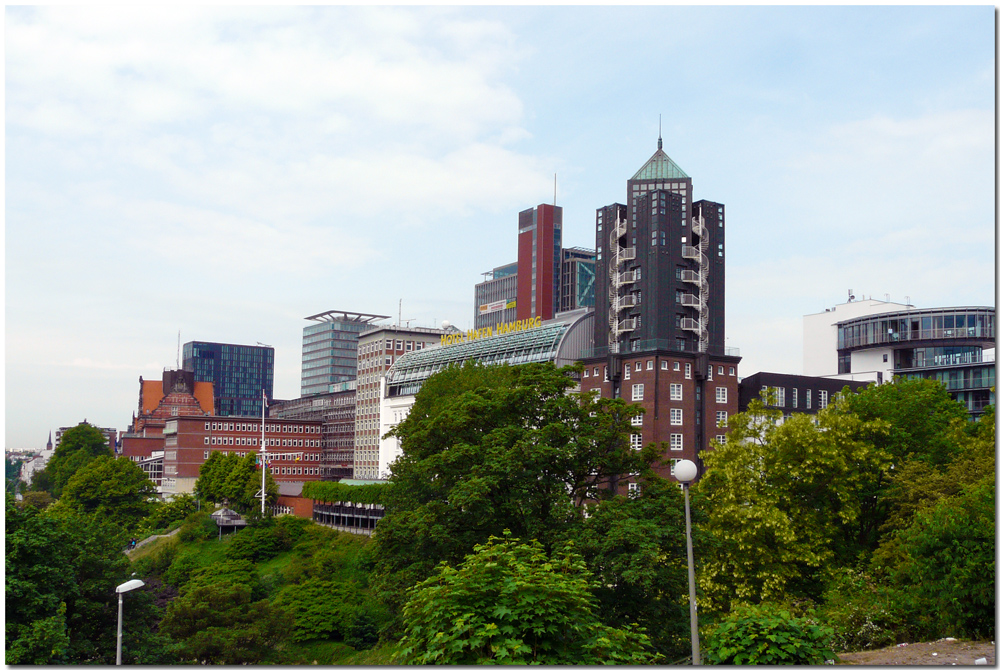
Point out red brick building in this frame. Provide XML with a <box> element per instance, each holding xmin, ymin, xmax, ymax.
<box><xmin>160</xmin><ymin>415</ymin><xmax>324</xmax><ymax>497</ymax></box>
<box><xmin>579</xmin><ymin>352</ymin><xmax>739</xmax><ymax>490</ymax></box>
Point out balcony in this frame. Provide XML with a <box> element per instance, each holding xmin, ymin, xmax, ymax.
<box><xmin>682</xmin><ymin>245</ymin><xmax>704</xmax><ymax>262</ymax></box>
<box><xmin>680</xmin><ymin>270</ymin><xmax>702</xmax><ymax>286</ymax></box>
<box><xmin>680</xmin><ymin>318</ymin><xmax>702</xmax><ymax>333</ymax></box>
<box><xmin>616</xmin><ymin>294</ymin><xmax>637</xmax><ymax>310</ymax></box>
<box><xmin>680</xmin><ymin>293</ymin><xmax>703</xmax><ymax>310</ymax></box>
<box><xmin>617</xmin><ymin>318</ymin><xmax>637</xmax><ymax>333</ymax></box>
<box><xmin>618</xmin><ymin>247</ymin><xmax>636</xmax><ymax>262</ymax></box>
<box><xmin>617</xmin><ymin>271</ymin><xmax>637</xmax><ymax>285</ymax></box>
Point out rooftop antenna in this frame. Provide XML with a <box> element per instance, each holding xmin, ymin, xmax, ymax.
<box><xmin>177</xmin><ymin>331</ymin><xmax>181</xmax><ymax>369</ymax></box>
<box><xmin>554</xmin><ymin>173</ymin><xmax>557</xmax><ymax>206</ymax></box>
<box><xmin>658</xmin><ymin>114</ymin><xmax>662</xmax><ymax>150</ymax></box>
<box><xmin>398</xmin><ymin>299</ymin><xmax>402</xmax><ymax>328</ymax></box>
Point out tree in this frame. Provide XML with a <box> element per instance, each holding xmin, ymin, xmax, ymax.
<box><xmin>394</xmin><ymin>533</ymin><xmax>658</xmax><ymax>665</ymax></box>
<box><xmin>159</xmin><ymin>581</ymin><xmax>292</xmax><ymax>664</ymax></box>
<box><xmin>574</xmin><ymin>475</ymin><xmax>693</xmax><ymax>660</ymax></box>
<box><xmin>194</xmin><ymin>452</ymin><xmax>277</xmax><ymax>513</ymax></box>
<box><xmin>834</xmin><ymin>378</ymin><xmax>968</xmax><ymax>466</ymax></box>
<box><xmin>32</xmin><ymin>422</ymin><xmax>112</xmax><ymax>498</ymax></box>
<box><xmin>54</xmin><ymin>456</ymin><xmax>156</xmax><ymax>531</ymax></box>
<box><xmin>371</xmin><ymin>361</ymin><xmax>651</xmax><ymax>616</ymax></box>
<box><xmin>697</xmin><ymin>399</ymin><xmax>891</xmax><ymax>612</ymax></box>
<box><xmin>5</xmin><ymin>494</ymin><xmax>167</xmax><ymax>664</ymax></box>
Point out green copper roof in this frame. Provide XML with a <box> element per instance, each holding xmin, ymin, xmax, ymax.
<box><xmin>631</xmin><ymin>148</ymin><xmax>689</xmax><ymax>181</ymax></box>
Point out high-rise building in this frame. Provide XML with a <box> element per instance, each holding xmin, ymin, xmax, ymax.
<box><xmin>517</xmin><ymin>203</ymin><xmax>562</xmax><ymax>322</ymax></box>
<box><xmin>300</xmin><ymin>311</ymin><xmax>389</xmax><ymax>396</ymax></box>
<box><xmin>269</xmin><ymin>382</ymin><xmax>358</xmax><ymax>480</ymax></box>
<box><xmin>182</xmin><ymin>341</ymin><xmax>274</xmax><ymax>417</ymax></box>
<box><xmin>355</xmin><ymin>324</ymin><xmax>446</xmax><ymax>479</ymax></box>
<box><xmin>582</xmin><ymin>134</ymin><xmax>740</xmax><ymax>486</ymax></box>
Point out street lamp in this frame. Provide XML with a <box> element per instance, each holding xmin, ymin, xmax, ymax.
<box><xmin>674</xmin><ymin>458</ymin><xmax>700</xmax><ymax>665</ymax></box>
<box><xmin>115</xmin><ymin>578</ymin><xmax>144</xmax><ymax>665</ymax></box>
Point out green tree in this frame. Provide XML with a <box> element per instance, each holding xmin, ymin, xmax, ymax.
<box><xmin>5</xmin><ymin>494</ymin><xmax>167</xmax><ymax>664</ymax></box>
<box><xmin>698</xmin><ymin>399</ymin><xmax>890</xmax><ymax>612</ymax></box>
<box><xmin>53</xmin><ymin>456</ymin><xmax>156</xmax><ymax>530</ymax></box>
<box><xmin>32</xmin><ymin>422</ymin><xmax>113</xmax><ymax>498</ymax></box>
<box><xmin>395</xmin><ymin>533</ymin><xmax>658</xmax><ymax>665</ymax></box>
<box><xmin>834</xmin><ymin>377</ymin><xmax>968</xmax><ymax>466</ymax></box>
<box><xmin>195</xmin><ymin>452</ymin><xmax>277</xmax><ymax>513</ymax></box>
<box><xmin>159</xmin><ymin>581</ymin><xmax>292</xmax><ymax>664</ymax></box>
<box><xmin>371</xmin><ymin>361</ymin><xmax>650</xmax><ymax>616</ymax></box>
<box><xmin>574</xmin><ymin>474</ymin><xmax>693</xmax><ymax>660</ymax></box>
<box><xmin>143</xmin><ymin>492</ymin><xmax>199</xmax><ymax>532</ymax></box>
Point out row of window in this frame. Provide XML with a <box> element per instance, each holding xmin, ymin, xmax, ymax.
<box><xmin>761</xmin><ymin>386</ymin><xmax>828</xmax><ymax>410</ymax></box>
<box><xmin>203</xmin><ymin>436</ymin><xmax>320</xmax><ymax>448</ymax></box>
<box><xmin>204</xmin><ymin>422</ymin><xmax>319</xmax><ymax>434</ymax></box>
<box><xmin>202</xmin><ymin>450</ymin><xmax>320</xmax><ymax>462</ymax></box>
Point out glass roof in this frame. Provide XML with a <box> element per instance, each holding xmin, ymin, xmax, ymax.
<box><xmin>631</xmin><ymin>148</ymin><xmax>689</xmax><ymax>181</ymax></box>
<box><xmin>385</xmin><ymin>321</ymin><xmax>571</xmax><ymax>395</ymax></box>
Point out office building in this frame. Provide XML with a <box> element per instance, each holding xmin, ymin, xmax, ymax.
<box><xmin>300</xmin><ymin>310</ymin><xmax>389</xmax><ymax>396</ymax></box>
<box><xmin>355</xmin><ymin>324</ymin><xmax>446</xmax><ymax>479</ymax></box>
<box><xmin>803</xmin><ymin>298</ymin><xmax>995</xmax><ymax>417</ymax></box>
<box><xmin>738</xmin><ymin>372</ymin><xmax>869</xmax><ymax>419</ymax></box>
<box><xmin>269</xmin><ymin>382</ymin><xmax>358</xmax><ymax>481</ymax></box>
<box><xmin>182</xmin><ymin>341</ymin><xmax>274</xmax><ymax>416</ymax></box>
<box><xmin>160</xmin><ymin>415</ymin><xmax>324</xmax><ymax>497</ymax></box>
<box><xmin>560</xmin><ymin>247</ymin><xmax>596</xmax><ymax>313</ymax></box>
<box><xmin>582</xmin><ymin>134</ymin><xmax>740</xmax><ymax>485</ymax></box>
<box><xmin>517</xmin><ymin>203</ymin><xmax>562</xmax><ymax>322</ymax></box>
<box><xmin>474</xmin><ymin>263</ymin><xmax>519</xmax><ymax>330</ymax></box>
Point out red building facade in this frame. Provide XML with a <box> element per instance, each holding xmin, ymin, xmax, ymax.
<box><xmin>516</xmin><ymin>203</ymin><xmax>562</xmax><ymax>322</ymax></box>
<box><xmin>161</xmin><ymin>415</ymin><xmax>324</xmax><ymax>497</ymax></box>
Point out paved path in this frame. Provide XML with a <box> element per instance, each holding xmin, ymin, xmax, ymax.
<box><xmin>125</xmin><ymin>526</ymin><xmax>181</xmax><ymax>553</ymax></box>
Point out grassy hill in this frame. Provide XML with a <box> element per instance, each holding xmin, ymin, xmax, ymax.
<box><xmin>129</xmin><ymin>511</ymin><xmax>401</xmax><ymax>664</ymax></box>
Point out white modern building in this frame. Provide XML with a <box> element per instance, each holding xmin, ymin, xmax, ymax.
<box><xmin>803</xmin><ymin>297</ymin><xmax>995</xmax><ymax>417</ymax></box>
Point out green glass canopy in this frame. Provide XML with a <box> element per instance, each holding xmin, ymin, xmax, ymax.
<box><xmin>631</xmin><ymin>148</ymin><xmax>689</xmax><ymax>181</ymax></box>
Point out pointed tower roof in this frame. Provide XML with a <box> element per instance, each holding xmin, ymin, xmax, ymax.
<box><xmin>631</xmin><ymin>132</ymin><xmax>689</xmax><ymax>181</ymax></box>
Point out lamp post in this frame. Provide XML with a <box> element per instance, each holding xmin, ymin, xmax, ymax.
<box><xmin>115</xmin><ymin>578</ymin><xmax>144</xmax><ymax>665</ymax></box>
<box><xmin>674</xmin><ymin>458</ymin><xmax>700</xmax><ymax>665</ymax></box>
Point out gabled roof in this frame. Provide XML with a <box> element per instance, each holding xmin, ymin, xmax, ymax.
<box><xmin>631</xmin><ymin>147</ymin><xmax>689</xmax><ymax>181</ymax></box>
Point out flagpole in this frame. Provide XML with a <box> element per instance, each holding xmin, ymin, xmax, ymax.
<box><xmin>261</xmin><ymin>389</ymin><xmax>266</xmax><ymax>517</ymax></box>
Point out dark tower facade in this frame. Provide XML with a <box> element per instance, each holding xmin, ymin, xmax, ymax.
<box><xmin>516</xmin><ymin>203</ymin><xmax>562</xmax><ymax>322</ymax></box>
<box><xmin>584</xmin><ymin>135</ymin><xmax>740</xmax><ymax>486</ymax></box>
<box><xmin>182</xmin><ymin>341</ymin><xmax>274</xmax><ymax>417</ymax></box>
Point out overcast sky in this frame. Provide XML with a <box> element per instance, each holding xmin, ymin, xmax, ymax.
<box><xmin>5</xmin><ymin>5</ymin><xmax>995</xmax><ymax>450</ymax></box>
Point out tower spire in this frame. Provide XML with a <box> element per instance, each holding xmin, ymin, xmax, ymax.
<box><xmin>658</xmin><ymin>114</ymin><xmax>662</xmax><ymax>150</ymax></box>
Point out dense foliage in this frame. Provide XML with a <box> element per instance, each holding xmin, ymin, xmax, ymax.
<box><xmin>395</xmin><ymin>533</ymin><xmax>658</xmax><ymax>665</ymax></box>
<box><xmin>31</xmin><ymin>422</ymin><xmax>113</xmax><ymax>497</ymax></box>
<box><xmin>194</xmin><ymin>451</ymin><xmax>278</xmax><ymax>513</ymax></box>
<box><xmin>371</xmin><ymin>361</ymin><xmax>653</xmax><ymax>619</ymax></box>
<box><xmin>703</xmin><ymin>603</ymin><xmax>837</xmax><ymax>665</ymax></box>
<box><xmin>302</xmin><ymin>481</ymin><xmax>391</xmax><ymax>505</ymax></box>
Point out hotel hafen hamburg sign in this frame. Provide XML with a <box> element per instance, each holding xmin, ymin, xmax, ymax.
<box><xmin>441</xmin><ymin>316</ymin><xmax>543</xmax><ymax>346</ymax></box>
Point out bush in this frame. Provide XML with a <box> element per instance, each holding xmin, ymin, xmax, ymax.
<box><xmin>131</xmin><ymin>539</ymin><xmax>179</xmax><ymax>577</ymax></box>
<box><xmin>818</xmin><ymin>568</ymin><xmax>914</xmax><ymax>651</ymax></box>
<box><xmin>178</xmin><ymin>511</ymin><xmax>217</xmax><ymax>543</ymax></box>
<box><xmin>703</xmin><ymin>603</ymin><xmax>838</xmax><ymax>665</ymax></box>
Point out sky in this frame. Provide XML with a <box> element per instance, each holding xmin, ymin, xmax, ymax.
<box><xmin>5</xmin><ymin>5</ymin><xmax>996</xmax><ymax>450</ymax></box>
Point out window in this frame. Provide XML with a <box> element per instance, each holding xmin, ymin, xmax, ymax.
<box><xmin>729</xmin><ymin>366</ymin><xmax>735</xmax><ymax>376</ymax></box>
<box><xmin>203</xmin><ymin>437</ymin><xmax>209</xmax><ymax>445</ymax></box>
<box><xmin>635</xmin><ymin>362</ymin><xmax>641</xmax><ymax>372</ymax></box>
<box><xmin>594</xmin><ymin>367</ymin><xmax>599</xmax><ymax>377</ymax></box>
<box><xmin>685</xmin><ymin>363</ymin><xmax>691</xmax><ymax>379</ymax></box>
<box><xmin>819</xmin><ymin>390</ymin><xmax>829</xmax><ymax>409</ymax></box>
<box><xmin>630</xmin><ymin>433</ymin><xmax>642</xmax><ymax>449</ymax></box>
<box><xmin>670</xmin><ymin>459</ymin><xmax>680</xmax><ymax>477</ymax></box>
<box><xmin>716</xmin><ymin>411</ymin><xmax>728</xmax><ymax>427</ymax></box>
<box><xmin>204</xmin><ymin>450</ymin><xmax>210</xmax><ymax>459</ymax></box>
<box><xmin>631</xmin><ymin>415</ymin><xmax>643</xmax><ymax>426</ymax></box>
<box><xmin>806</xmin><ymin>389</ymin><xmax>812</xmax><ymax>409</ymax></box>
<box><xmin>674</xmin><ymin>362</ymin><xmax>680</xmax><ymax>371</ymax></box>
<box><xmin>670</xmin><ymin>433</ymin><xmax>683</xmax><ymax>450</ymax></box>
<box><xmin>646</xmin><ymin>360</ymin><xmax>653</xmax><ymax>370</ymax></box>
<box><xmin>716</xmin><ymin>435</ymin><xmax>727</xmax><ymax>445</ymax></box>
<box><xmin>670</xmin><ymin>383</ymin><xmax>683</xmax><ymax>401</ymax></box>
<box><xmin>628</xmin><ymin>482</ymin><xmax>641</xmax><ymax>494</ymax></box>
<box><xmin>661</xmin><ymin>360</ymin><xmax>669</xmax><ymax>370</ymax></box>
<box><xmin>632</xmin><ymin>384</ymin><xmax>645</xmax><ymax>401</ymax></box>
<box><xmin>624</xmin><ymin>365</ymin><xmax>631</xmax><ymax>380</ymax></box>
<box><xmin>708</xmin><ymin>366</ymin><xmax>713</xmax><ymax>380</ymax></box>
<box><xmin>718</xmin><ymin>366</ymin><xmax>725</xmax><ymax>376</ymax></box>
<box><xmin>584</xmin><ymin>369</ymin><xmax>589</xmax><ymax>378</ymax></box>
<box><xmin>670</xmin><ymin>408</ymin><xmax>683</xmax><ymax>425</ymax></box>
<box><xmin>775</xmin><ymin>387</ymin><xmax>786</xmax><ymax>407</ymax></box>
<box><xmin>716</xmin><ymin>387</ymin><xmax>727</xmax><ymax>403</ymax></box>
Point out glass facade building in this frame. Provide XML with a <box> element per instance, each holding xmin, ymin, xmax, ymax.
<box><xmin>182</xmin><ymin>341</ymin><xmax>274</xmax><ymax>417</ymax></box>
<box><xmin>300</xmin><ymin>311</ymin><xmax>389</xmax><ymax>396</ymax></box>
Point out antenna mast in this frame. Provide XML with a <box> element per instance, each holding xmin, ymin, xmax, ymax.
<box><xmin>554</xmin><ymin>173</ymin><xmax>557</xmax><ymax>206</ymax></box>
<box><xmin>177</xmin><ymin>331</ymin><xmax>180</xmax><ymax>369</ymax></box>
